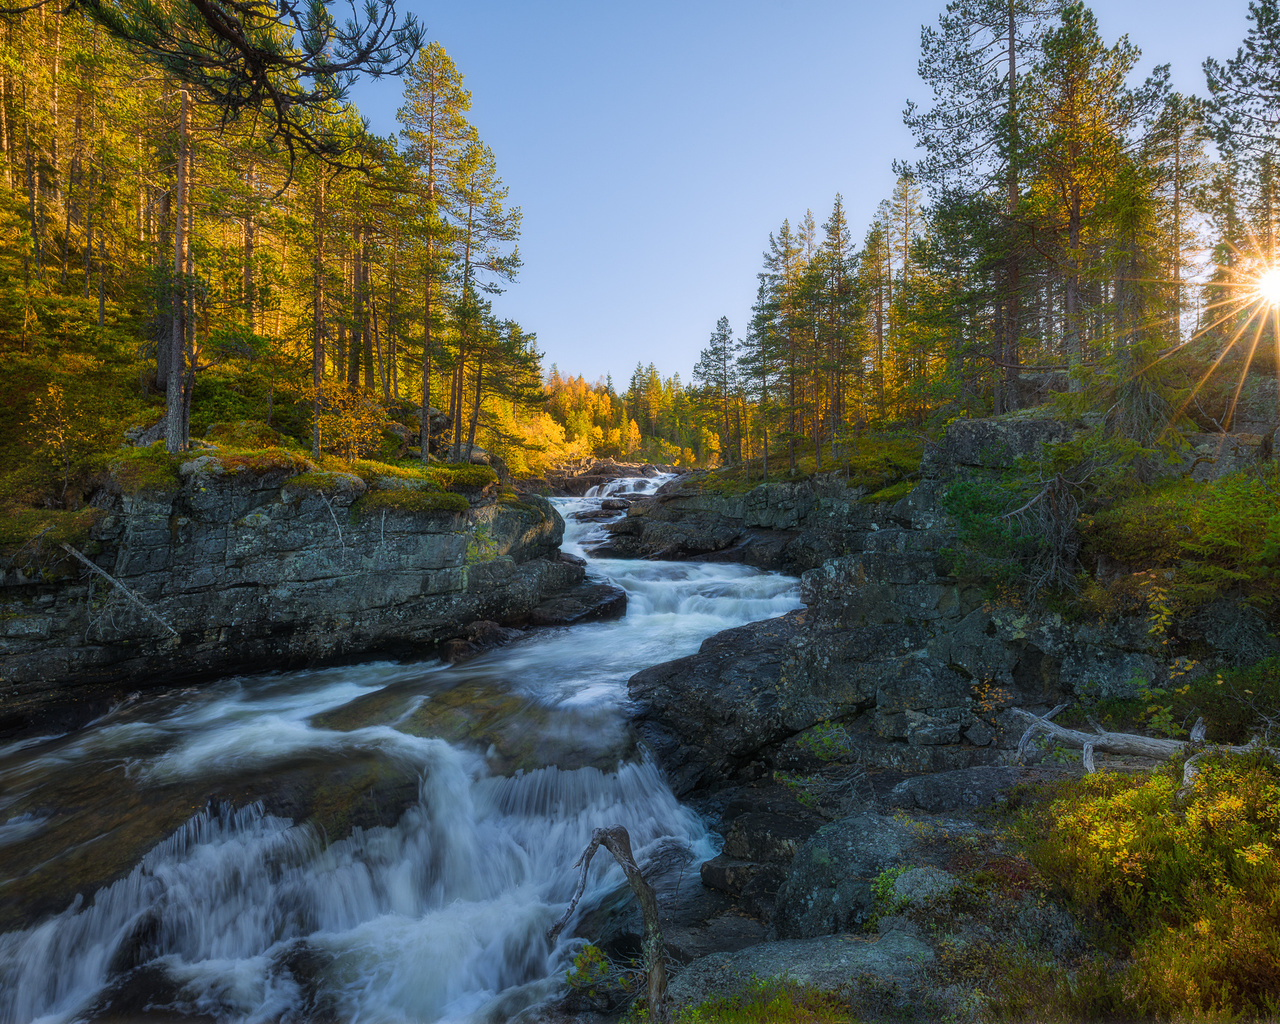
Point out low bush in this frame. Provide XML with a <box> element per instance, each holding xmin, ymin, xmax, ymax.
<box><xmin>1019</xmin><ymin>751</ymin><xmax>1280</xmax><ymax>1019</ymax></box>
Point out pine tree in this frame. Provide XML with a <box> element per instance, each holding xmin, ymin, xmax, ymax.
<box><xmin>692</xmin><ymin>316</ymin><xmax>737</xmax><ymax>463</ymax></box>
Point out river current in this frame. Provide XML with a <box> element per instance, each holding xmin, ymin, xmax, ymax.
<box><xmin>0</xmin><ymin>478</ymin><xmax>800</xmax><ymax>1024</ymax></box>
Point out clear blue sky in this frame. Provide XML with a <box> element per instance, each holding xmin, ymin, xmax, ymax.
<box><xmin>348</xmin><ymin>1</ymin><xmax>1250</xmax><ymax>388</ymax></box>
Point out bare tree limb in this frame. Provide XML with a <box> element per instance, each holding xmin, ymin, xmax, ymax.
<box><xmin>59</xmin><ymin>543</ymin><xmax>178</xmax><ymax>638</ymax></box>
<box><xmin>550</xmin><ymin>825</ymin><xmax>667</xmax><ymax>1021</ymax></box>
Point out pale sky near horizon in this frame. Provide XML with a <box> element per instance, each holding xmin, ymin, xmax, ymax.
<box><xmin>347</xmin><ymin>1</ymin><xmax>1252</xmax><ymax>388</ymax></box>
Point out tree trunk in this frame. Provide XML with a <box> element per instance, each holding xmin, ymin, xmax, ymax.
<box><xmin>550</xmin><ymin>826</ymin><xmax>667</xmax><ymax>1022</ymax></box>
<box><xmin>312</xmin><ymin>172</ymin><xmax>327</xmax><ymax>458</ymax></box>
<box><xmin>164</xmin><ymin>87</ymin><xmax>190</xmax><ymax>454</ymax></box>
<box><xmin>465</xmin><ymin>353</ymin><xmax>483</xmax><ymax>460</ymax></box>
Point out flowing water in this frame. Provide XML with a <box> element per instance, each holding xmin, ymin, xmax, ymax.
<box><xmin>0</xmin><ymin>476</ymin><xmax>800</xmax><ymax>1024</ymax></box>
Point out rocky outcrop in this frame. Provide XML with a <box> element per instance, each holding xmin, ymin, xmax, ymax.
<box><xmin>626</xmin><ymin>415</ymin><xmax>1204</xmax><ymax>797</ymax></box>
<box><xmin>599</xmin><ymin>474</ymin><xmax>885</xmax><ymax>573</ymax></box>
<box><xmin>0</xmin><ymin>458</ymin><xmax>583</xmax><ymax>735</ymax></box>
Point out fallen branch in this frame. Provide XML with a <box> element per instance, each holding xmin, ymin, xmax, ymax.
<box><xmin>550</xmin><ymin>825</ymin><xmax>667</xmax><ymax>1021</ymax></box>
<box><xmin>59</xmin><ymin>543</ymin><xmax>178</xmax><ymax>638</ymax></box>
<box><xmin>1011</xmin><ymin>706</ymin><xmax>1279</xmax><ymax>796</ymax></box>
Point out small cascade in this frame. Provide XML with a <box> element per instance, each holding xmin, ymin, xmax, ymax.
<box><xmin>0</xmin><ymin>473</ymin><xmax>800</xmax><ymax>1024</ymax></box>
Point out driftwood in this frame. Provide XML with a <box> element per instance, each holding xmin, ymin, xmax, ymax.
<box><xmin>550</xmin><ymin>825</ymin><xmax>667</xmax><ymax>1020</ymax></box>
<box><xmin>1011</xmin><ymin>705</ymin><xmax>1277</xmax><ymax>797</ymax></box>
<box><xmin>59</xmin><ymin>543</ymin><xmax>179</xmax><ymax>638</ymax></box>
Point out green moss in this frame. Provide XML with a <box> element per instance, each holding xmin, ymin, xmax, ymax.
<box><xmin>845</xmin><ymin>432</ymin><xmax>924</xmax><ymax>492</ymax></box>
<box><xmin>103</xmin><ymin>444</ymin><xmax>182</xmax><ymax>496</ymax></box>
<box><xmin>862</xmin><ymin>480</ymin><xmax>915</xmax><ymax>504</ymax></box>
<box><xmin>669</xmin><ymin>976</ymin><xmax>855</xmax><ymax>1023</ymax></box>
<box><xmin>0</xmin><ymin>505</ymin><xmax>105</xmax><ymax>552</ymax></box>
<box><xmin>350</xmin><ymin>489</ymin><xmax>468</xmax><ymax>520</ymax></box>
<box><xmin>214</xmin><ymin>447</ymin><xmax>314</xmax><ymax>476</ymax></box>
<box><xmin>204</xmin><ymin>419</ymin><xmax>291</xmax><ymax>450</ymax></box>
<box><xmin>427</xmin><ymin>463</ymin><xmax>498</xmax><ymax>490</ymax></box>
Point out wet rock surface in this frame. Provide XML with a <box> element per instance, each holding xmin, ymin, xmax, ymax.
<box><xmin>527</xmin><ymin>581</ymin><xmax>628</xmax><ymax>627</ymax></box>
<box><xmin>0</xmin><ymin>466</ymin><xmax>590</xmax><ymax>737</ymax></box>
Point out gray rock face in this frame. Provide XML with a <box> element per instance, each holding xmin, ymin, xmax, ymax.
<box><xmin>886</xmin><ymin>766</ymin><xmax>1022</xmax><ymax>812</ymax></box>
<box><xmin>602</xmin><ymin>474</ymin><xmax>882</xmax><ymax>573</ymax></box>
<box><xmin>771</xmin><ymin>813</ymin><xmax>924</xmax><ymax>939</ymax></box>
<box><xmin>0</xmin><ymin>463</ymin><xmax>577</xmax><ymax>734</ymax></box>
<box><xmin>665</xmin><ymin>930</ymin><xmax>933</xmax><ymax>1011</ymax></box>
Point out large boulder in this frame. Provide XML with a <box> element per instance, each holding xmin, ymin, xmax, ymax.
<box><xmin>771</xmin><ymin>813</ymin><xmax>928</xmax><ymax>939</ymax></box>
<box><xmin>665</xmin><ymin>930</ymin><xmax>933</xmax><ymax>1012</ymax></box>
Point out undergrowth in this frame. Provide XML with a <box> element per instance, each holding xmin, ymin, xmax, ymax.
<box><xmin>1015</xmin><ymin>751</ymin><xmax>1280</xmax><ymax>1020</ymax></box>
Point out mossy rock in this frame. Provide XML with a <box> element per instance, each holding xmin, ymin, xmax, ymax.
<box><xmin>0</xmin><ymin>505</ymin><xmax>105</xmax><ymax>553</ymax></box>
<box><xmin>350</xmin><ymin>489</ymin><xmax>469</xmax><ymax>520</ymax></box>
<box><xmin>103</xmin><ymin>443</ymin><xmax>182</xmax><ymax>496</ymax></box>
<box><xmin>204</xmin><ymin>420</ymin><xmax>289</xmax><ymax>450</ymax></box>
<box><xmin>213</xmin><ymin>447</ymin><xmax>314</xmax><ymax>476</ymax></box>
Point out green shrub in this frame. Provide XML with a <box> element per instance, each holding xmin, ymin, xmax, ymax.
<box><xmin>204</xmin><ymin>420</ymin><xmax>288</xmax><ymax>450</ymax></box>
<box><xmin>1081</xmin><ymin>466</ymin><xmax>1280</xmax><ymax>614</ymax></box>
<box><xmin>428</xmin><ymin>463</ymin><xmax>498</xmax><ymax>490</ymax></box>
<box><xmin>351</xmin><ymin>489</ymin><xmax>468</xmax><ymax>520</ymax></box>
<box><xmin>1020</xmin><ymin>752</ymin><xmax>1280</xmax><ymax>1018</ymax></box>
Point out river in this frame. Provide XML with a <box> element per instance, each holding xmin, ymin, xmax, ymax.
<box><xmin>0</xmin><ymin>478</ymin><xmax>800</xmax><ymax>1024</ymax></box>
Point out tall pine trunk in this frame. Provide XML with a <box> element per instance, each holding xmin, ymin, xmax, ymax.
<box><xmin>165</xmin><ymin>87</ymin><xmax>190</xmax><ymax>454</ymax></box>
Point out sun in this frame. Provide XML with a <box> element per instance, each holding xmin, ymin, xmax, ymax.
<box><xmin>1255</xmin><ymin>267</ymin><xmax>1280</xmax><ymax>307</ymax></box>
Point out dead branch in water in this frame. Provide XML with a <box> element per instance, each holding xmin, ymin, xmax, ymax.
<box><xmin>550</xmin><ymin>824</ymin><xmax>667</xmax><ymax>1020</ymax></box>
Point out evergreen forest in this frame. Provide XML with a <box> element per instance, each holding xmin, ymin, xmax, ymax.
<box><xmin>3</xmin><ymin>0</ymin><xmax>1280</xmax><ymax>527</ymax></box>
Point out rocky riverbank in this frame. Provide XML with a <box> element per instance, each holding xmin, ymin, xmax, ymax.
<box><xmin>552</xmin><ymin>412</ymin><xmax>1280</xmax><ymax>1021</ymax></box>
<box><xmin>0</xmin><ymin>453</ymin><xmax>625</xmax><ymax>736</ymax></box>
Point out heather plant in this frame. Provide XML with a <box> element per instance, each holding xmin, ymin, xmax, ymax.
<box><xmin>1021</xmin><ymin>750</ymin><xmax>1280</xmax><ymax>1018</ymax></box>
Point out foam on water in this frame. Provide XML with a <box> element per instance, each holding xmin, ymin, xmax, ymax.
<box><xmin>0</xmin><ymin>475</ymin><xmax>800</xmax><ymax>1024</ymax></box>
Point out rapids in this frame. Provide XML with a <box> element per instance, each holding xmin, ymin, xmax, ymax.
<box><xmin>0</xmin><ymin>475</ymin><xmax>801</xmax><ymax>1024</ymax></box>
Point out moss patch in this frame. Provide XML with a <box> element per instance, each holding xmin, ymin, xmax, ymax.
<box><xmin>427</xmin><ymin>463</ymin><xmax>498</xmax><ymax>490</ymax></box>
<box><xmin>863</xmin><ymin>480</ymin><xmax>916</xmax><ymax>504</ymax></box>
<box><xmin>214</xmin><ymin>447</ymin><xmax>314</xmax><ymax>476</ymax></box>
<box><xmin>204</xmin><ymin>420</ymin><xmax>291</xmax><ymax>450</ymax></box>
<box><xmin>102</xmin><ymin>444</ymin><xmax>182</xmax><ymax>496</ymax></box>
<box><xmin>0</xmin><ymin>505</ymin><xmax>105</xmax><ymax>553</ymax></box>
<box><xmin>350</xmin><ymin>489</ymin><xmax>468</xmax><ymax>520</ymax></box>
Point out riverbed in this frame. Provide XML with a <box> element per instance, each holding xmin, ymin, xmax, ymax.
<box><xmin>0</xmin><ymin>478</ymin><xmax>800</xmax><ymax>1024</ymax></box>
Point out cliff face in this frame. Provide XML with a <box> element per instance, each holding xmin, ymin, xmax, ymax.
<box><xmin>0</xmin><ymin>457</ymin><xmax>579</xmax><ymax>733</ymax></box>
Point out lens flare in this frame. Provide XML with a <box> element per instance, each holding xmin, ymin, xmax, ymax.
<box><xmin>1257</xmin><ymin>267</ymin><xmax>1280</xmax><ymax>307</ymax></box>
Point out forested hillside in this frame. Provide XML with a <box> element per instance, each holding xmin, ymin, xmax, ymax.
<box><xmin>4</xmin><ymin>0</ymin><xmax>1280</xmax><ymax>515</ymax></box>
